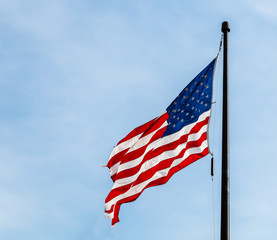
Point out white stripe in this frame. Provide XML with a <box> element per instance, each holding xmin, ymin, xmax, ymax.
<box><xmin>115</xmin><ymin>110</ymin><xmax>210</xmax><ymax>175</ymax></box>
<box><xmin>109</xmin><ymin>114</ymin><xmax>166</xmax><ymax>160</ymax></box>
<box><xmin>105</xmin><ymin>139</ymin><xmax>208</xmax><ymax>211</ymax></box>
<box><xmin>110</xmin><ymin>162</ymin><xmax>121</xmax><ymax>177</ymax></box>
<box><xmin>109</xmin><ymin>121</ymin><xmax>168</xmax><ymax>177</ymax></box>
<box><xmin>112</xmin><ymin>123</ymin><xmax>208</xmax><ymax>189</ymax></box>
<box><xmin>152</xmin><ymin>110</ymin><xmax>210</xmax><ymax>150</ymax></box>
<box><xmin>109</xmin><ymin>134</ymin><xmax>142</xmax><ymax>160</ymax></box>
<box><xmin>107</xmin><ymin>212</ymin><xmax>114</xmax><ymax>220</ymax></box>
<box><xmin>127</xmin><ymin>121</ymin><xmax>168</xmax><ymax>153</ymax></box>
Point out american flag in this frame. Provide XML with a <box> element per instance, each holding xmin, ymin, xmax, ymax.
<box><xmin>105</xmin><ymin>58</ymin><xmax>217</xmax><ymax>226</ymax></box>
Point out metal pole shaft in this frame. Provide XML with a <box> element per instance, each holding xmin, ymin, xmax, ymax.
<box><xmin>221</xmin><ymin>21</ymin><xmax>230</xmax><ymax>240</ymax></box>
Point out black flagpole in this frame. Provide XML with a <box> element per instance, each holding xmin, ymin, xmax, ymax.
<box><xmin>221</xmin><ymin>21</ymin><xmax>230</xmax><ymax>240</ymax></box>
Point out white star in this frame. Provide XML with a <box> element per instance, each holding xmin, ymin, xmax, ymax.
<box><xmin>173</xmin><ymin>124</ymin><xmax>176</xmax><ymax>128</ymax></box>
<box><xmin>173</xmin><ymin>115</ymin><xmax>176</xmax><ymax>119</ymax></box>
<box><xmin>186</xmin><ymin>112</ymin><xmax>189</xmax><ymax>116</ymax></box>
<box><xmin>205</xmin><ymin>103</ymin><xmax>208</xmax><ymax>106</ymax></box>
<box><xmin>191</xmin><ymin>115</ymin><xmax>194</xmax><ymax>118</ymax></box>
<box><xmin>177</xmin><ymin>117</ymin><xmax>179</xmax><ymax>120</ymax></box>
<box><xmin>192</xmin><ymin>106</ymin><xmax>194</xmax><ymax>110</ymax></box>
<box><xmin>196</xmin><ymin>90</ymin><xmax>199</xmax><ymax>93</ymax></box>
<box><xmin>192</xmin><ymin>97</ymin><xmax>195</xmax><ymax>100</ymax></box>
<box><xmin>201</xmin><ymin>101</ymin><xmax>203</xmax><ymax>104</ymax></box>
<box><xmin>181</xmin><ymin>110</ymin><xmax>184</xmax><ymax>113</ymax></box>
<box><xmin>206</xmin><ymin>85</ymin><xmax>209</xmax><ymax>89</ymax></box>
<box><xmin>206</xmin><ymin>95</ymin><xmax>209</xmax><ymax>98</ymax></box>
<box><xmin>178</xmin><ymin>108</ymin><xmax>180</xmax><ymax>112</ymax></box>
<box><xmin>201</xmin><ymin>82</ymin><xmax>204</xmax><ymax>85</ymax></box>
<box><xmin>186</xmin><ymin>103</ymin><xmax>190</xmax><ymax>107</ymax></box>
<box><xmin>181</xmin><ymin>119</ymin><xmax>184</xmax><ymax>122</ymax></box>
<box><xmin>201</xmin><ymin>93</ymin><xmax>205</xmax><ymax>96</ymax></box>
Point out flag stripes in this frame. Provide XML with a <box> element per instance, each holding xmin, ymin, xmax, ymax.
<box><xmin>106</xmin><ymin>137</ymin><xmax>209</xmax><ymax>224</ymax></box>
<box><xmin>104</xmin><ymin>58</ymin><xmax>216</xmax><ymax>226</ymax></box>
<box><xmin>108</xmin><ymin>113</ymin><xmax>169</xmax><ymax>181</ymax></box>
<box><xmin>105</xmin><ymin>110</ymin><xmax>211</xmax><ymax>225</ymax></box>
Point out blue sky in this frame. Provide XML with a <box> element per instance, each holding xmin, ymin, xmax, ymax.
<box><xmin>1</xmin><ymin>0</ymin><xmax>277</xmax><ymax>239</ymax></box>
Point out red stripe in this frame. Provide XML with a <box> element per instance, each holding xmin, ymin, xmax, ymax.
<box><xmin>116</xmin><ymin>113</ymin><xmax>168</xmax><ymax>145</ymax></box>
<box><xmin>138</xmin><ymin>113</ymin><xmax>168</xmax><ymax>139</ymax></box>
<box><xmin>107</xmin><ymin>113</ymin><xmax>169</xmax><ymax>172</ymax></box>
<box><xmin>105</xmin><ymin>132</ymin><xmax>208</xmax><ymax>203</ymax></box>
<box><xmin>117</xmin><ymin>118</ymin><xmax>156</xmax><ymax>145</ymax></box>
<box><xmin>144</xmin><ymin>117</ymin><xmax>209</xmax><ymax>164</ymax></box>
<box><xmin>112</xmin><ymin>126</ymin><xmax>167</xmax><ymax>180</ymax></box>
<box><xmin>105</xmin><ymin>205</ymin><xmax>114</xmax><ymax>214</ymax></box>
<box><xmin>113</xmin><ymin>117</ymin><xmax>209</xmax><ymax>182</ymax></box>
<box><xmin>131</xmin><ymin>133</ymin><xmax>208</xmax><ymax>186</ymax></box>
<box><xmin>109</xmin><ymin>146</ymin><xmax>209</xmax><ymax>226</ymax></box>
<box><xmin>107</xmin><ymin>149</ymin><xmax>128</xmax><ymax>169</ymax></box>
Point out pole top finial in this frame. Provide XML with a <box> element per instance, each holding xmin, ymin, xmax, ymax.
<box><xmin>221</xmin><ymin>21</ymin><xmax>230</xmax><ymax>33</ymax></box>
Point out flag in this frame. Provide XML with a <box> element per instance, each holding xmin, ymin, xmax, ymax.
<box><xmin>105</xmin><ymin>58</ymin><xmax>217</xmax><ymax>226</ymax></box>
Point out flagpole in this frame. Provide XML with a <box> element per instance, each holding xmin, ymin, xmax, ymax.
<box><xmin>221</xmin><ymin>21</ymin><xmax>230</xmax><ymax>240</ymax></box>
